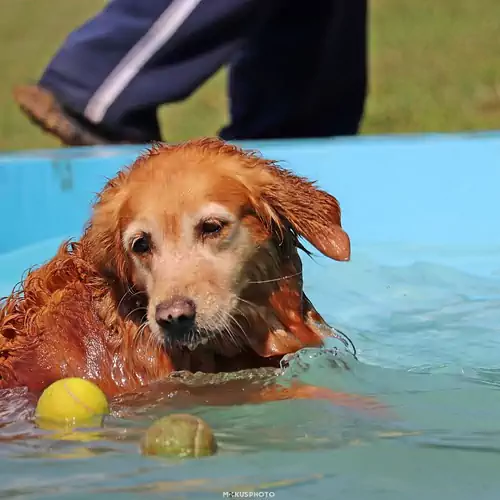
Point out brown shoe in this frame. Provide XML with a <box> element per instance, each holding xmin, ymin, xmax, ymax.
<box><xmin>13</xmin><ymin>84</ymin><xmax>116</xmax><ymax>147</ymax></box>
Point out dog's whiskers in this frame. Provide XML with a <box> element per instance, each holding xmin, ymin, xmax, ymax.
<box><xmin>124</xmin><ymin>306</ymin><xmax>147</xmax><ymax>323</ymax></box>
<box><xmin>134</xmin><ymin>321</ymin><xmax>149</xmax><ymax>344</ymax></box>
<box><xmin>117</xmin><ymin>285</ymin><xmax>144</xmax><ymax>312</ymax></box>
<box><xmin>228</xmin><ymin>312</ymin><xmax>245</xmax><ymax>335</ymax></box>
<box><xmin>226</xmin><ymin>311</ymin><xmax>248</xmax><ymax>349</ymax></box>
<box><xmin>247</xmin><ymin>271</ymin><xmax>302</xmax><ymax>285</ymax></box>
<box><xmin>236</xmin><ymin>296</ymin><xmax>257</xmax><ymax>309</ymax></box>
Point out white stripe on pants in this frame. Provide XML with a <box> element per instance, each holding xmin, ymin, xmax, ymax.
<box><xmin>84</xmin><ymin>0</ymin><xmax>203</xmax><ymax>124</ymax></box>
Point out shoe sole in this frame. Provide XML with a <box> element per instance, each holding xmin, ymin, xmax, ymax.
<box><xmin>12</xmin><ymin>85</ymin><xmax>111</xmax><ymax>147</ymax></box>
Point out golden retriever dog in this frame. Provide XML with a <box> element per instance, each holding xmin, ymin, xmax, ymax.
<box><xmin>0</xmin><ymin>138</ymin><xmax>379</xmax><ymax>411</ymax></box>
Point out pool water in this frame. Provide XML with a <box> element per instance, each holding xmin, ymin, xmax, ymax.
<box><xmin>1</xmin><ymin>237</ymin><xmax>500</xmax><ymax>499</ymax></box>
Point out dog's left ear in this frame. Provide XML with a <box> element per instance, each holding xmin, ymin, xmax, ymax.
<box><xmin>260</xmin><ymin>163</ymin><xmax>351</xmax><ymax>261</ymax></box>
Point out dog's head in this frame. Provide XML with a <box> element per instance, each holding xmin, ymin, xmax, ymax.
<box><xmin>84</xmin><ymin>138</ymin><xmax>350</xmax><ymax>363</ymax></box>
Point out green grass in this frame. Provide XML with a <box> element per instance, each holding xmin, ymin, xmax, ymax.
<box><xmin>0</xmin><ymin>0</ymin><xmax>499</xmax><ymax>151</ymax></box>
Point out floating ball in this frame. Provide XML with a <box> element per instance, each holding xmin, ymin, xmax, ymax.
<box><xmin>35</xmin><ymin>377</ymin><xmax>109</xmax><ymax>430</ymax></box>
<box><xmin>141</xmin><ymin>414</ymin><xmax>217</xmax><ymax>458</ymax></box>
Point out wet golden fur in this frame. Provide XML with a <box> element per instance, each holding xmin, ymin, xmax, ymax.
<box><xmin>0</xmin><ymin>138</ymin><xmax>352</xmax><ymax>399</ymax></box>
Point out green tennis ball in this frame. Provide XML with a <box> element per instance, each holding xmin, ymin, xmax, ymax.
<box><xmin>141</xmin><ymin>414</ymin><xmax>217</xmax><ymax>458</ymax></box>
<box><xmin>35</xmin><ymin>378</ymin><xmax>109</xmax><ymax>430</ymax></box>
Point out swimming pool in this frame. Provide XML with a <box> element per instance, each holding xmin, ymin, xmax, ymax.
<box><xmin>1</xmin><ymin>133</ymin><xmax>500</xmax><ymax>499</ymax></box>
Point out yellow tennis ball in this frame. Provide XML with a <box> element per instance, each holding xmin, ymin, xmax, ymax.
<box><xmin>141</xmin><ymin>414</ymin><xmax>217</xmax><ymax>459</ymax></box>
<box><xmin>35</xmin><ymin>378</ymin><xmax>109</xmax><ymax>431</ymax></box>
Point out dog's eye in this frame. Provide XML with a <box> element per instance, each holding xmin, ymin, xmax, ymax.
<box><xmin>131</xmin><ymin>234</ymin><xmax>151</xmax><ymax>254</ymax></box>
<box><xmin>200</xmin><ymin>219</ymin><xmax>225</xmax><ymax>238</ymax></box>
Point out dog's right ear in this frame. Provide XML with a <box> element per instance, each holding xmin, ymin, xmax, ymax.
<box><xmin>83</xmin><ymin>172</ymin><xmax>130</xmax><ymax>283</ymax></box>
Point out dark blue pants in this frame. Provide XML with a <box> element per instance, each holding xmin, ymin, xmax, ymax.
<box><xmin>40</xmin><ymin>0</ymin><xmax>367</xmax><ymax>142</ymax></box>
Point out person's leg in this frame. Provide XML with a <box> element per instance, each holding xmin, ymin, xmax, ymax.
<box><xmin>220</xmin><ymin>0</ymin><xmax>367</xmax><ymax>140</ymax></box>
<box><xmin>16</xmin><ymin>0</ymin><xmax>260</xmax><ymax>144</ymax></box>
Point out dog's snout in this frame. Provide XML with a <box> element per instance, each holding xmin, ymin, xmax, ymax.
<box><xmin>155</xmin><ymin>297</ymin><xmax>196</xmax><ymax>336</ymax></box>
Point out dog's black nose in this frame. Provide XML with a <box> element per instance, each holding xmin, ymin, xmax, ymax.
<box><xmin>155</xmin><ymin>297</ymin><xmax>196</xmax><ymax>336</ymax></box>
